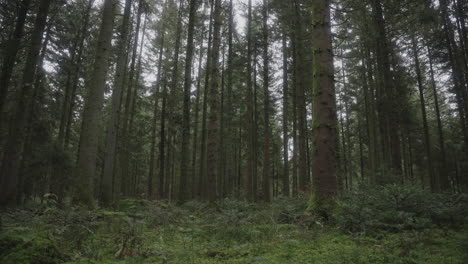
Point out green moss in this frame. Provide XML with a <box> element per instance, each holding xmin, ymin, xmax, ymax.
<box><xmin>0</xmin><ymin>233</ymin><xmax>68</xmax><ymax>264</ymax></box>
<box><xmin>118</xmin><ymin>199</ymin><xmax>148</xmax><ymax>212</ymax></box>
<box><xmin>2</xmin><ymin>198</ymin><xmax>467</xmax><ymax>264</ymax></box>
<box><xmin>307</xmin><ymin>190</ymin><xmax>337</xmax><ymax>220</ymax></box>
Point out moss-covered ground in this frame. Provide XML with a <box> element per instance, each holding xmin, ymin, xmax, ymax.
<box><xmin>1</xmin><ymin>198</ymin><xmax>467</xmax><ymax>264</ymax></box>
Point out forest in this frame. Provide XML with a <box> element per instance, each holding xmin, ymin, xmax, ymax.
<box><xmin>0</xmin><ymin>0</ymin><xmax>467</xmax><ymax>263</ymax></box>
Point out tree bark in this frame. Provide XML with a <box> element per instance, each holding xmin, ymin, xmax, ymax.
<box><xmin>282</xmin><ymin>32</ymin><xmax>290</xmax><ymax>197</ymax></box>
<box><xmin>101</xmin><ymin>0</ymin><xmax>133</xmax><ymax>207</ymax></box>
<box><xmin>206</xmin><ymin>0</ymin><xmax>222</xmax><ymax>201</ymax></box>
<box><xmin>262</xmin><ymin>0</ymin><xmax>271</xmax><ymax>202</ymax></box>
<box><xmin>72</xmin><ymin>0</ymin><xmax>116</xmax><ymax>207</ymax></box>
<box><xmin>310</xmin><ymin>0</ymin><xmax>338</xmax><ymax>203</ymax></box>
<box><xmin>179</xmin><ymin>0</ymin><xmax>198</xmax><ymax>202</ymax></box>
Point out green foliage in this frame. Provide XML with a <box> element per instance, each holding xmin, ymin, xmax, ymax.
<box><xmin>335</xmin><ymin>184</ymin><xmax>468</xmax><ymax>233</ymax></box>
<box><xmin>1</xmin><ymin>195</ymin><xmax>467</xmax><ymax>263</ymax></box>
<box><xmin>0</xmin><ymin>232</ymin><xmax>68</xmax><ymax>264</ymax></box>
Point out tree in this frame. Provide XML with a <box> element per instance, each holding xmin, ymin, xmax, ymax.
<box><xmin>205</xmin><ymin>0</ymin><xmax>222</xmax><ymax>201</ymax></box>
<box><xmin>0</xmin><ymin>0</ymin><xmax>53</xmax><ymax>207</ymax></box>
<box><xmin>72</xmin><ymin>0</ymin><xmax>116</xmax><ymax>207</ymax></box>
<box><xmin>179</xmin><ymin>0</ymin><xmax>198</xmax><ymax>202</ymax></box>
<box><xmin>261</xmin><ymin>0</ymin><xmax>271</xmax><ymax>202</ymax></box>
<box><xmin>0</xmin><ymin>0</ymin><xmax>32</xmax><ymax>126</ymax></box>
<box><xmin>310</xmin><ymin>0</ymin><xmax>338</xmax><ymax>210</ymax></box>
<box><xmin>101</xmin><ymin>0</ymin><xmax>133</xmax><ymax>207</ymax></box>
<box><xmin>282</xmin><ymin>31</ymin><xmax>289</xmax><ymax>197</ymax></box>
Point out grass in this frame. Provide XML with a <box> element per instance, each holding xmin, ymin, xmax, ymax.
<box><xmin>1</xmin><ymin>198</ymin><xmax>467</xmax><ymax>264</ymax></box>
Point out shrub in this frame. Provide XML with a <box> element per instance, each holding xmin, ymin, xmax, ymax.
<box><xmin>334</xmin><ymin>184</ymin><xmax>468</xmax><ymax>234</ymax></box>
<box><xmin>0</xmin><ymin>233</ymin><xmax>68</xmax><ymax>264</ymax></box>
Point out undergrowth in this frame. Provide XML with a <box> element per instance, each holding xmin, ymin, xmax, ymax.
<box><xmin>0</xmin><ymin>185</ymin><xmax>467</xmax><ymax>263</ymax></box>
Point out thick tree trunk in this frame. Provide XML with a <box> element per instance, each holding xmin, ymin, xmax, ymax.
<box><xmin>372</xmin><ymin>0</ymin><xmax>403</xmax><ymax>179</ymax></box>
<box><xmin>101</xmin><ymin>0</ymin><xmax>133</xmax><ymax>207</ymax></box>
<box><xmin>310</xmin><ymin>0</ymin><xmax>338</xmax><ymax>203</ymax></box>
<box><xmin>72</xmin><ymin>0</ymin><xmax>116</xmax><ymax>207</ymax></box>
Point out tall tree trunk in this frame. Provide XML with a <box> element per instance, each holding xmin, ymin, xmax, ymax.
<box><xmin>63</xmin><ymin>0</ymin><xmax>95</xmax><ymax>148</ymax></box>
<box><xmin>206</xmin><ymin>0</ymin><xmax>222</xmax><ymax>201</ymax></box>
<box><xmin>225</xmin><ymin>0</ymin><xmax>235</xmax><ymax>196</ymax></box>
<box><xmin>253</xmin><ymin>47</ymin><xmax>258</xmax><ymax>200</ymax></box>
<box><xmin>245</xmin><ymin>0</ymin><xmax>254</xmax><ymax>201</ymax></box>
<box><xmin>291</xmin><ymin>32</ymin><xmax>299</xmax><ymax>197</ymax></box>
<box><xmin>158</xmin><ymin>79</ymin><xmax>168</xmax><ymax>199</ymax></box>
<box><xmin>120</xmin><ymin>0</ymin><xmax>144</xmax><ymax>197</ymax></box>
<box><xmin>292</xmin><ymin>0</ymin><xmax>308</xmax><ymax>191</ymax></box>
<box><xmin>191</xmin><ymin>24</ymin><xmax>205</xmax><ymax>199</ymax></box>
<box><xmin>199</xmin><ymin>2</ymin><xmax>214</xmax><ymax>199</ymax></box>
<box><xmin>310</xmin><ymin>0</ymin><xmax>338</xmax><ymax>207</ymax></box>
<box><xmin>72</xmin><ymin>0</ymin><xmax>116</xmax><ymax>207</ymax></box>
<box><xmin>0</xmin><ymin>0</ymin><xmax>52</xmax><ymax>208</ymax></box>
<box><xmin>427</xmin><ymin>46</ymin><xmax>449</xmax><ymax>191</ymax></box>
<box><xmin>282</xmin><ymin>32</ymin><xmax>290</xmax><ymax>197</ymax></box>
<box><xmin>101</xmin><ymin>0</ymin><xmax>133</xmax><ymax>207</ymax></box>
<box><xmin>262</xmin><ymin>0</ymin><xmax>271</xmax><ymax>202</ymax></box>
<box><xmin>371</xmin><ymin>0</ymin><xmax>402</xmax><ymax>179</ymax></box>
<box><xmin>179</xmin><ymin>0</ymin><xmax>198</xmax><ymax>202</ymax></box>
<box><xmin>411</xmin><ymin>35</ymin><xmax>436</xmax><ymax>191</ymax></box>
<box><xmin>440</xmin><ymin>0</ymin><xmax>468</xmax><ymax>172</ymax></box>
<box><xmin>148</xmin><ymin>32</ymin><xmax>165</xmax><ymax>200</ymax></box>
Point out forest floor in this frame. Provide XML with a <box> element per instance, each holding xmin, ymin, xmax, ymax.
<box><xmin>1</xmin><ymin>196</ymin><xmax>467</xmax><ymax>264</ymax></box>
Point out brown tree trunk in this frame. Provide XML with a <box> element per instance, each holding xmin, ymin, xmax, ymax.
<box><xmin>310</xmin><ymin>0</ymin><xmax>338</xmax><ymax>204</ymax></box>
